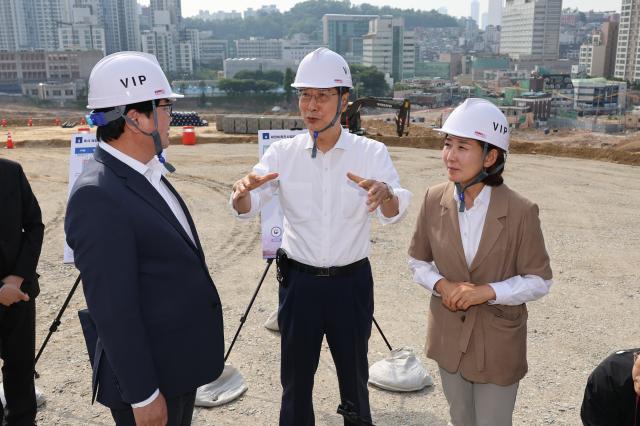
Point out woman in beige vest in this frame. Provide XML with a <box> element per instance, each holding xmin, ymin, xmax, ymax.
<box><xmin>408</xmin><ymin>98</ymin><xmax>552</xmax><ymax>426</ymax></box>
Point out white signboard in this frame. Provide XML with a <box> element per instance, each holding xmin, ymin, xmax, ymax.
<box><xmin>258</xmin><ymin>129</ymin><xmax>306</xmax><ymax>259</ymax></box>
<box><xmin>64</xmin><ymin>131</ymin><xmax>98</xmax><ymax>263</ymax></box>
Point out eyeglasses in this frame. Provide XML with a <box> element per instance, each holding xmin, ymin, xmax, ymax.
<box><xmin>297</xmin><ymin>89</ymin><xmax>338</xmax><ymax>105</ymax></box>
<box><xmin>157</xmin><ymin>103</ymin><xmax>174</xmax><ymax>116</ymax></box>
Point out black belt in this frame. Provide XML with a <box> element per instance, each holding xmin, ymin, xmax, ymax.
<box><xmin>287</xmin><ymin>257</ymin><xmax>369</xmax><ymax>277</ymax></box>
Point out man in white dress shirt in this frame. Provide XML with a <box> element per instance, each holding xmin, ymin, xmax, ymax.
<box><xmin>65</xmin><ymin>52</ymin><xmax>224</xmax><ymax>426</ymax></box>
<box><xmin>230</xmin><ymin>48</ymin><xmax>412</xmax><ymax>425</ymax></box>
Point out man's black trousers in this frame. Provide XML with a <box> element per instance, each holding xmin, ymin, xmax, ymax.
<box><xmin>278</xmin><ymin>259</ymin><xmax>374</xmax><ymax>426</ymax></box>
<box><xmin>0</xmin><ymin>299</ymin><xmax>37</xmax><ymax>426</ymax></box>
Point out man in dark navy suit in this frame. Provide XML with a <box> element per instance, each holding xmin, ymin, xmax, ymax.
<box><xmin>0</xmin><ymin>158</ymin><xmax>44</xmax><ymax>426</ymax></box>
<box><xmin>65</xmin><ymin>51</ymin><xmax>224</xmax><ymax>426</ymax></box>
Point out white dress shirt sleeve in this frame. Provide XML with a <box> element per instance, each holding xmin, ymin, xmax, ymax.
<box><xmin>229</xmin><ymin>145</ymin><xmax>279</xmax><ymax>220</ymax></box>
<box><xmin>131</xmin><ymin>388</ymin><xmax>159</xmax><ymax>408</ymax></box>
<box><xmin>489</xmin><ymin>275</ymin><xmax>553</xmax><ymax>305</ymax></box>
<box><xmin>408</xmin><ymin>257</ymin><xmax>443</xmax><ymax>296</ymax></box>
<box><xmin>372</xmin><ymin>144</ymin><xmax>412</xmax><ymax>225</ymax></box>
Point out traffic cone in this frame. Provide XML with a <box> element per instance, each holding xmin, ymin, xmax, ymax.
<box><xmin>6</xmin><ymin>132</ymin><xmax>14</xmax><ymax>149</ymax></box>
<box><xmin>54</xmin><ymin>117</ymin><xmax>61</xmax><ymax>126</ymax></box>
<box><xmin>27</xmin><ymin>118</ymin><xmax>33</xmax><ymax>127</ymax></box>
<box><xmin>80</xmin><ymin>117</ymin><xmax>86</xmax><ymax>126</ymax></box>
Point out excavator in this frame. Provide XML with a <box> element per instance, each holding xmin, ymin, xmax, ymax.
<box><xmin>340</xmin><ymin>97</ymin><xmax>411</xmax><ymax>137</ymax></box>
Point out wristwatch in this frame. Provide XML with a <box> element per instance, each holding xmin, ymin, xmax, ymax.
<box><xmin>381</xmin><ymin>182</ymin><xmax>395</xmax><ymax>203</ymax></box>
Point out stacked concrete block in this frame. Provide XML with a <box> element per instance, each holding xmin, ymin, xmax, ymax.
<box><xmin>246</xmin><ymin>115</ymin><xmax>260</xmax><ymax>134</ymax></box>
<box><xmin>270</xmin><ymin>117</ymin><xmax>284</xmax><ymax>130</ymax></box>
<box><xmin>218</xmin><ymin>114</ymin><xmax>306</xmax><ymax>133</ymax></box>
<box><xmin>234</xmin><ymin>116</ymin><xmax>248</xmax><ymax>134</ymax></box>
<box><xmin>258</xmin><ymin>117</ymin><xmax>272</xmax><ymax>131</ymax></box>
<box><xmin>222</xmin><ymin>116</ymin><xmax>236</xmax><ymax>133</ymax></box>
<box><xmin>215</xmin><ymin>115</ymin><xmax>224</xmax><ymax>131</ymax></box>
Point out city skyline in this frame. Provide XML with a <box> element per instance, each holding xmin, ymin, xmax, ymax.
<box><xmin>144</xmin><ymin>0</ymin><xmax>621</xmax><ymax>18</ymax></box>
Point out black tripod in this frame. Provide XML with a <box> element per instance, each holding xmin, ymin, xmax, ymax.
<box><xmin>34</xmin><ymin>273</ymin><xmax>82</xmax><ymax>376</ymax></box>
<box><xmin>34</xmin><ymin>259</ymin><xmax>395</xmax><ymax>374</ymax></box>
<box><xmin>224</xmin><ymin>258</ymin><xmax>395</xmax><ymax>359</ymax></box>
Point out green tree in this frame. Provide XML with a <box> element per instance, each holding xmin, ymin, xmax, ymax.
<box><xmin>350</xmin><ymin>64</ymin><xmax>389</xmax><ymax>97</ymax></box>
<box><xmin>255</xmin><ymin>80</ymin><xmax>278</xmax><ymax>92</ymax></box>
<box><xmin>182</xmin><ymin>0</ymin><xmax>457</xmax><ymax>41</ymax></box>
<box><xmin>283</xmin><ymin>68</ymin><xmax>295</xmax><ymax>102</ymax></box>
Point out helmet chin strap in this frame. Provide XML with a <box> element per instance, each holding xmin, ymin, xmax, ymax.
<box><xmin>311</xmin><ymin>87</ymin><xmax>344</xmax><ymax>159</ymax></box>
<box><xmin>454</xmin><ymin>142</ymin><xmax>505</xmax><ymax>212</ymax></box>
<box><xmin>122</xmin><ymin>102</ymin><xmax>175</xmax><ymax>172</ymax></box>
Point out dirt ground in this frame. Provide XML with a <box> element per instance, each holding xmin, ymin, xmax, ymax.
<box><xmin>0</xmin><ymin>138</ymin><xmax>638</xmax><ymax>425</ymax></box>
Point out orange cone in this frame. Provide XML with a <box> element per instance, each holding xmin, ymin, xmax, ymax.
<box><xmin>80</xmin><ymin>117</ymin><xmax>86</xmax><ymax>125</ymax></box>
<box><xmin>6</xmin><ymin>132</ymin><xmax>14</xmax><ymax>149</ymax></box>
<box><xmin>27</xmin><ymin>118</ymin><xmax>33</xmax><ymax>127</ymax></box>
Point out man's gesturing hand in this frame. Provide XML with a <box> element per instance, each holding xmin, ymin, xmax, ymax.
<box><xmin>346</xmin><ymin>172</ymin><xmax>393</xmax><ymax>213</ymax></box>
<box><xmin>232</xmin><ymin>172</ymin><xmax>279</xmax><ymax>202</ymax></box>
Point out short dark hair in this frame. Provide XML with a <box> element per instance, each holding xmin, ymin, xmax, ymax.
<box><xmin>482</xmin><ymin>142</ymin><xmax>506</xmax><ymax>187</ymax></box>
<box><xmin>95</xmin><ymin>99</ymin><xmax>160</xmax><ymax>143</ymax></box>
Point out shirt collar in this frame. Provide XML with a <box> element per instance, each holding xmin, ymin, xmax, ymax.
<box><xmin>99</xmin><ymin>142</ymin><xmax>167</xmax><ymax>183</ymax></box>
<box><xmin>304</xmin><ymin>127</ymin><xmax>351</xmax><ymax>151</ymax></box>
<box><xmin>454</xmin><ymin>184</ymin><xmax>492</xmax><ymax>210</ymax></box>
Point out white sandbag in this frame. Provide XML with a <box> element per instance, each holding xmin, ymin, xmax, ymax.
<box><xmin>195</xmin><ymin>363</ymin><xmax>247</xmax><ymax>407</ymax></box>
<box><xmin>264</xmin><ymin>308</ymin><xmax>279</xmax><ymax>332</ymax></box>
<box><xmin>368</xmin><ymin>347</ymin><xmax>433</xmax><ymax>392</ymax></box>
<box><xmin>0</xmin><ymin>383</ymin><xmax>46</xmax><ymax>407</ymax></box>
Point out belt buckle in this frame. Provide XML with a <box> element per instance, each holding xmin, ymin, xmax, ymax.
<box><xmin>316</xmin><ymin>267</ymin><xmax>331</xmax><ymax>277</ymax></box>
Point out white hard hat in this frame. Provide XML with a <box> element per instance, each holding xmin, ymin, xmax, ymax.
<box><xmin>436</xmin><ymin>98</ymin><xmax>510</xmax><ymax>152</ymax></box>
<box><xmin>292</xmin><ymin>48</ymin><xmax>353</xmax><ymax>89</ymax></box>
<box><xmin>87</xmin><ymin>51</ymin><xmax>183</xmax><ymax>109</ymax></box>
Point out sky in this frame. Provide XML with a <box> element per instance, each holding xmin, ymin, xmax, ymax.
<box><xmin>154</xmin><ymin>0</ymin><xmax>621</xmax><ymax>18</ymax></box>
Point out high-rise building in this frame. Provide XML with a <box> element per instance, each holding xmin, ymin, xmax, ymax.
<box><xmin>500</xmin><ymin>0</ymin><xmax>562</xmax><ymax>61</ymax></box>
<box><xmin>33</xmin><ymin>0</ymin><xmax>72</xmax><ymax>51</ymax></box>
<box><xmin>579</xmin><ymin>21</ymin><xmax>618</xmax><ymax>78</ymax></box>
<box><xmin>487</xmin><ymin>0</ymin><xmax>503</xmax><ymax>27</ymax></box>
<box><xmin>0</xmin><ymin>0</ymin><xmax>72</xmax><ymax>51</ymax></box>
<box><xmin>0</xmin><ymin>1</ymin><xmax>34</xmax><ymax>51</ymax></box>
<box><xmin>143</xmin><ymin>0</ymin><xmax>194</xmax><ymax>73</ymax></box>
<box><xmin>58</xmin><ymin>3</ymin><xmax>107</xmax><ymax>55</ymax></box>
<box><xmin>614</xmin><ymin>0</ymin><xmax>640</xmax><ymax>82</ymax></box>
<box><xmin>322</xmin><ymin>14</ymin><xmax>379</xmax><ymax>63</ymax></box>
<box><xmin>102</xmin><ymin>0</ymin><xmax>140</xmax><ymax>54</ymax></box>
<box><xmin>150</xmin><ymin>0</ymin><xmax>182</xmax><ymax>28</ymax></box>
<box><xmin>362</xmin><ymin>16</ymin><xmax>415</xmax><ymax>82</ymax></box>
<box><xmin>470</xmin><ymin>0</ymin><xmax>480</xmax><ymax>25</ymax></box>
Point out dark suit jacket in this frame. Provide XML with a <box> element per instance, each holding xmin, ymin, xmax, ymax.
<box><xmin>64</xmin><ymin>147</ymin><xmax>224</xmax><ymax>408</ymax></box>
<box><xmin>0</xmin><ymin>158</ymin><xmax>43</xmax><ymax>299</ymax></box>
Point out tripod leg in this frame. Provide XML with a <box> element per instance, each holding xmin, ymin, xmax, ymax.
<box><xmin>372</xmin><ymin>316</ymin><xmax>393</xmax><ymax>352</ymax></box>
<box><xmin>224</xmin><ymin>259</ymin><xmax>273</xmax><ymax>362</ymax></box>
<box><xmin>34</xmin><ymin>273</ymin><xmax>82</xmax><ymax>375</ymax></box>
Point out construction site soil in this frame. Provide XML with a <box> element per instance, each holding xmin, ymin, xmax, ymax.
<box><xmin>1</xmin><ymin>139</ymin><xmax>638</xmax><ymax>426</ymax></box>
<box><xmin>0</xmin><ymin>105</ymin><xmax>638</xmax><ymax>425</ymax></box>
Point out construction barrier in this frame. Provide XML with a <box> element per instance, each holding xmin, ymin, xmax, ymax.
<box><xmin>6</xmin><ymin>132</ymin><xmax>14</xmax><ymax>149</ymax></box>
<box><xmin>182</xmin><ymin>126</ymin><xmax>196</xmax><ymax>145</ymax></box>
